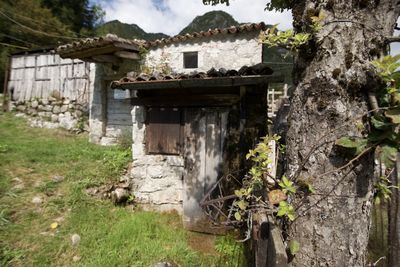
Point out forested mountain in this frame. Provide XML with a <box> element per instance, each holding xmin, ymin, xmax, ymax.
<box><xmin>96</xmin><ymin>20</ymin><xmax>168</xmax><ymax>41</ymax></box>
<box><xmin>0</xmin><ymin>4</ymin><xmax>291</xmax><ymax>93</ymax></box>
<box><xmin>0</xmin><ymin>0</ymin><xmax>102</xmax><ymax>91</ymax></box>
<box><xmin>179</xmin><ymin>10</ymin><xmax>239</xmax><ymax>35</ymax></box>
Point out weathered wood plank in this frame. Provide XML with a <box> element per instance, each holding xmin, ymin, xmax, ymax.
<box><xmin>131</xmin><ymin>94</ymin><xmax>239</xmax><ymax>107</ymax></box>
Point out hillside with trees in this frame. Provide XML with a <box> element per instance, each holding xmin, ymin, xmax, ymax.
<box><xmin>96</xmin><ymin>20</ymin><xmax>168</xmax><ymax>41</ymax></box>
<box><xmin>179</xmin><ymin>10</ymin><xmax>239</xmax><ymax>34</ymax></box>
<box><xmin>0</xmin><ymin>0</ymin><xmax>103</xmax><ymax>92</ymax></box>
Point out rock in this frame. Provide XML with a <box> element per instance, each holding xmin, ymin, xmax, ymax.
<box><xmin>12</xmin><ymin>183</ymin><xmax>25</xmax><ymax>190</ymax></box>
<box><xmin>52</xmin><ymin>175</ymin><xmax>64</xmax><ymax>182</ymax></box>
<box><xmin>71</xmin><ymin>234</ymin><xmax>81</xmax><ymax>246</ymax></box>
<box><xmin>68</xmin><ymin>104</ymin><xmax>75</xmax><ymax>110</ymax></box>
<box><xmin>12</xmin><ymin>177</ymin><xmax>22</xmax><ymax>183</ymax></box>
<box><xmin>41</xmin><ymin>99</ymin><xmax>49</xmax><ymax>105</ymax></box>
<box><xmin>53</xmin><ymin>105</ymin><xmax>61</xmax><ymax>114</ymax></box>
<box><xmin>74</xmin><ymin>110</ymin><xmax>83</xmax><ymax>117</ymax></box>
<box><xmin>31</xmin><ymin>196</ymin><xmax>42</xmax><ymax>205</ymax></box>
<box><xmin>72</xmin><ymin>256</ymin><xmax>81</xmax><ymax>262</ymax></box>
<box><xmin>37</xmin><ymin>105</ymin><xmax>44</xmax><ymax>111</ymax></box>
<box><xmin>59</xmin><ymin>112</ymin><xmax>77</xmax><ymax>130</ymax></box>
<box><xmin>63</xmin><ymin>99</ymin><xmax>70</xmax><ymax>105</ymax></box>
<box><xmin>31</xmin><ymin>100</ymin><xmax>39</xmax><ymax>108</ymax></box>
<box><xmin>153</xmin><ymin>262</ymin><xmax>175</xmax><ymax>267</ymax></box>
<box><xmin>44</xmin><ymin>112</ymin><xmax>52</xmax><ymax>118</ymax></box>
<box><xmin>111</xmin><ymin>188</ymin><xmax>129</xmax><ymax>204</ymax></box>
<box><xmin>16</xmin><ymin>105</ymin><xmax>26</xmax><ymax>112</ymax></box>
<box><xmin>54</xmin><ymin>216</ymin><xmax>65</xmax><ymax>223</ymax></box>
<box><xmin>51</xmin><ymin>114</ymin><xmax>59</xmax><ymax>122</ymax></box>
<box><xmin>48</xmin><ymin>96</ymin><xmax>57</xmax><ymax>102</ymax></box>
<box><xmin>44</xmin><ymin>105</ymin><xmax>53</xmax><ymax>112</ymax></box>
<box><xmin>27</xmin><ymin>108</ymin><xmax>37</xmax><ymax>115</ymax></box>
<box><xmin>60</xmin><ymin>105</ymin><xmax>68</xmax><ymax>113</ymax></box>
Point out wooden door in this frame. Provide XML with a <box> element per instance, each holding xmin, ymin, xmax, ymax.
<box><xmin>183</xmin><ymin>107</ymin><xmax>228</xmax><ymax>233</ymax></box>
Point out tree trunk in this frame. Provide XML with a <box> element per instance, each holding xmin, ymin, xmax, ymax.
<box><xmin>389</xmin><ymin>153</ymin><xmax>400</xmax><ymax>267</ymax></box>
<box><xmin>285</xmin><ymin>1</ymin><xmax>400</xmax><ymax>266</ymax></box>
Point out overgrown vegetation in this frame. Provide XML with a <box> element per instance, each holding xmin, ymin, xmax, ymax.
<box><xmin>0</xmin><ymin>111</ymin><xmax>242</xmax><ymax>267</ymax></box>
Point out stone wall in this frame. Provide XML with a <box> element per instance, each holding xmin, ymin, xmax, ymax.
<box><xmin>145</xmin><ymin>31</ymin><xmax>262</xmax><ymax>73</ymax></box>
<box><xmin>89</xmin><ymin>61</ymin><xmax>139</xmax><ymax>146</ymax></box>
<box><xmin>128</xmin><ymin>106</ymin><xmax>184</xmax><ymax>213</ymax></box>
<box><xmin>10</xmin><ymin>97</ymin><xmax>89</xmax><ymax>131</ymax></box>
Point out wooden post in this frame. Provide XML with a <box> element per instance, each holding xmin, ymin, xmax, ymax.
<box><xmin>388</xmin><ymin>153</ymin><xmax>400</xmax><ymax>267</ymax></box>
<box><xmin>2</xmin><ymin>55</ymin><xmax>10</xmax><ymax>112</ymax></box>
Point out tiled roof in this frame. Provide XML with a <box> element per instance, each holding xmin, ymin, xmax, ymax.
<box><xmin>111</xmin><ymin>63</ymin><xmax>274</xmax><ymax>88</ymax></box>
<box><xmin>56</xmin><ymin>22</ymin><xmax>267</xmax><ymax>58</ymax></box>
<box><xmin>145</xmin><ymin>22</ymin><xmax>267</xmax><ymax>48</ymax></box>
<box><xmin>56</xmin><ymin>34</ymin><xmax>142</xmax><ymax>56</ymax></box>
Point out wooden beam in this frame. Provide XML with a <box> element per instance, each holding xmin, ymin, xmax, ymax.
<box><xmin>59</xmin><ymin>45</ymin><xmax>117</xmax><ymax>59</ymax></box>
<box><xmin>114</xmin><ymin>51</ymin><xmax>140</xmax><ymax>60</ymax></box>
<box><xmin>91</xmin><ymin>55</ymin><xmax>121</xmax><ymax>65</ymax></box>
<box><xmin>131</xmin><ymin>94</ymin><xmax>239</xmax><ymax>106</ymax></box>
<box><xmin>2</xmin><ymin>55</ymin><xmax>10</xmax><ymax>111</ymax></box>
<box><xmin>255</xmin><ymin>213</ymin><xmax>269</xmax><ymax>267</ymax></box>
<box><xmin>267</xmin><ymin>220</ymin><xmax>288</xmax><ymax>267</ymax></box>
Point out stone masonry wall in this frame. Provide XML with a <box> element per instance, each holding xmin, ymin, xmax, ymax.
<box><xmin>10</xmin><ymin>97</ymin><xmax>89</xmax><ymax>132</ymax></box>
<box><xmin>145</xmin><ymin>31</ymin><xmax>262</xmax><ymax>74</ymax></box>
<box><xmin>129</xmin><ymin>106</ymin><xmax>184</xmax><ymax>213</ymax></box>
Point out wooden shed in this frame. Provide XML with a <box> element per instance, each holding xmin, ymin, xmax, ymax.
<box><xmin>111</xmin><ymin>70</ymin><xmax>283</xmax><ymax>232</ymax></box>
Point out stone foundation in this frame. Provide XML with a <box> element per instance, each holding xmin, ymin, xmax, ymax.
<box><xmin>10</xmin><ymin>98</ymin><xmax>89</xmax><ymax>132</ymax></box>
<box><xmin>128</xmin><ymin>106</ymin><xmax>184</xmax><ymax>214</ymax></box>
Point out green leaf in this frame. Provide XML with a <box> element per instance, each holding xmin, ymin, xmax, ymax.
<box><xmin>237</xmin><ymin>200</ymin><xmax>247</xmax><ymax>210</ymax></box>
<box><xmin>378</xmin><ymin>145</ymin><xmax>398</xmax><ymax>168</ymax></box>
<box><xmin>289</xmin><ymin>240</ymin><xmax>300</xmax><ymax>255</ymax></box>
<box><xmin>371</xmin><ymin>115</ymin><xmax>391</xmax><ymax>130</ymax></box>
<box><xmin>335</xmin><ymin>137</ymin><xmax>368</xmax><ymax>155</ymax></box>
<box><xmin>234</xmin><ymin>212</ymin><xmax>241</xmax><ymax>221</ymax></box>
<box><xmin>234</xmin><ymin>190</ymin><xmax>242</xmax><ymax>198</ymax></box>
<box><xmin>385</xmin><ymin>108</ymin><xmax>400</xmax><ymax>124</ymax></box>
<box><xmin>307</xmin><ymin>184</ymin><xmax>316</xmax><ymax>193</ymax></box>
<box><xmin>375</xmin><ymin>196</ymin><xmax>381</xmax><ymax>205</ymax></box>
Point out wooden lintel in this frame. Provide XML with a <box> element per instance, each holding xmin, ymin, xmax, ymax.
<box><xmin>92</xmin><ymin>55</ymin><xmax>121</xmax><ymax>65</ymax></box>
<box><xmin>131</xmin><ymin>94</ymin><xmax>239</xmax><ymax>106</ymax></box>
<box><xmin>114</xmin><ymin>50</ymin><xmax>140</xmax><ymax>60</ymax></box>
<box><xmin>59</xmin><ymin>45</ymin><xmax>117</xmax><ymax>60</ymax></box>
<box><xmin>113</xmin><ymin>42</ymin><xmax>140</xmax><ymax>52</ymax></box>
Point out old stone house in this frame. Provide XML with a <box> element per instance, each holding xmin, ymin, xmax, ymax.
<box><xmin>6</xmin><ymin>23</ymin><xmax>284</xmax><ymax>231</ymax></box>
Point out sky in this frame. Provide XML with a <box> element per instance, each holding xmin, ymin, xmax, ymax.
<box><xmin>92</xmin><ymin>0</ymin><xmax>293</xmax><ymax>35</ymax></box>
<box><xmin>91</xmin><ymin>0</ymin><xmax>399</xmax><ymax>54</ymax></box>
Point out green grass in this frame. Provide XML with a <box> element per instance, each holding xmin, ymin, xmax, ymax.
<box><xmin>0</xmin><ymin>111</ymin><xmax>244</xmax><ymax>267</ymax></box>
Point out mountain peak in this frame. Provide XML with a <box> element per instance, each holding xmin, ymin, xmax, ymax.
<box><xmin>179</xmin><ymin>10</ymin><xmax>239</xmax><ymax>35</ymax></box>
<box><xmin>96</xmin><ymin>20</ymin><xmax>169</xmax><ymax>41</ymax></box>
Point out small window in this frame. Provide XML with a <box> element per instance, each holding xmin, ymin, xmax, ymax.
<box><xmin>183</xmin><ymin>52</ymin><xmax>198</xmax><ymax>69</ymax></box>
<box><xmin>145</xmin><ymin>107</ymin><xmax>183</xmax><ymax>155</ymax></box>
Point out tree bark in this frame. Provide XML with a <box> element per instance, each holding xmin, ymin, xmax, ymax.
<box><xmin>285</xmin><ymin>1</ymin><xmax>400</xmax><ymax>266</ymax></box>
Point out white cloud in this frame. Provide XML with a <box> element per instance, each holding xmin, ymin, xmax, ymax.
<box><xmin>96</xmin><ymin>0</ymin><xmax>292</xmax><ymax>36</ymax></box>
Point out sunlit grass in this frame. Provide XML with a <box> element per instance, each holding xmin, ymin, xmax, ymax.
<box><xmin>0</xmin><ymin>111</ymin><xmax>244</xmax><ymax>267</ymax></box>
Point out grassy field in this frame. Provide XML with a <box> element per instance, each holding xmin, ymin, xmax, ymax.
<box><xmin>0</xmin><ymin>111</ymin><xmax>244</xmax><ymax>267</ymax></box>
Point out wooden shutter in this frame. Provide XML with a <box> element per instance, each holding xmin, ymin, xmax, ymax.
<box><xmin>146</xmin><ymin>107</ymin><xmax>182</xmax><ymax>155</ymax></box>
